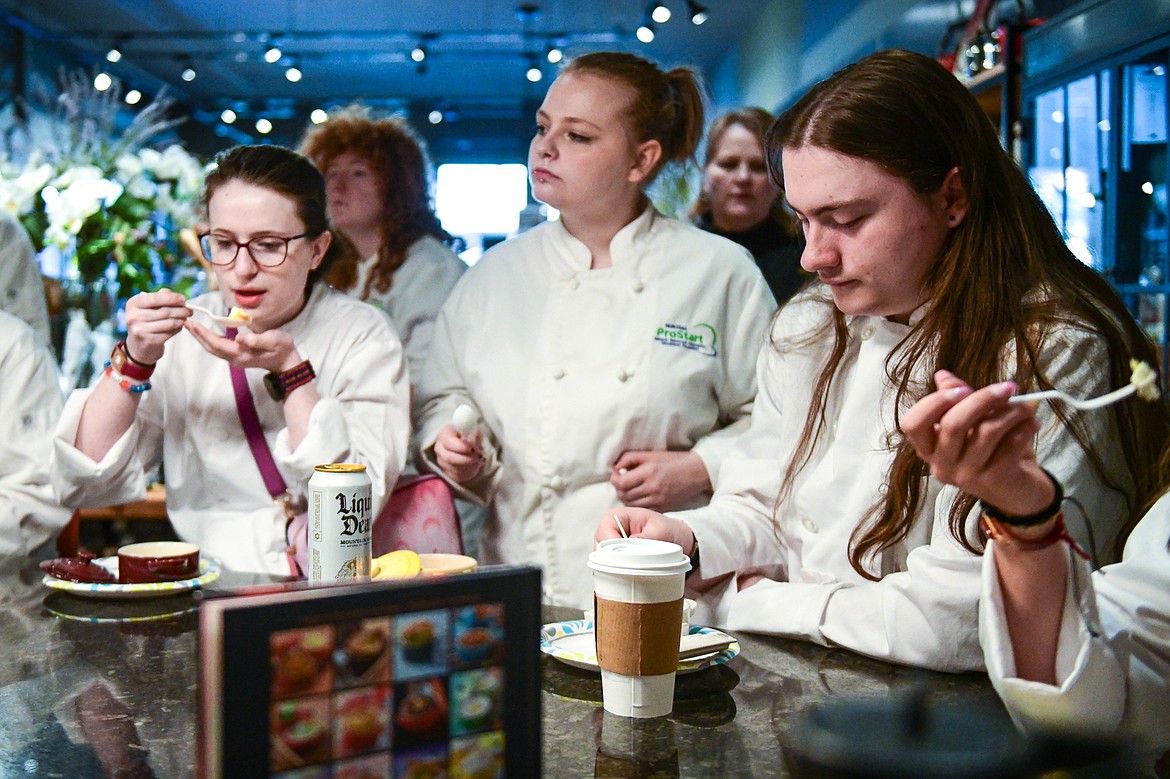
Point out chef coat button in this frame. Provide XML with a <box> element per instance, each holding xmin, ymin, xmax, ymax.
<box><xmin>548</xmin><ymin>475</ymin><xmax>566</xmax><ymax>490</ymax></box>
<box><xmin>801</xmin><ymin>516</ymin><xmax>818</xmax><ymax>533</ymax></box>
<box><xmin>569</xmin><ymin>278</ymin><xmax>580</xmax><ymax>290</ymax></box>
<box><xmin>552</xmin><ymin>368</ymin><xmax>565</xmax><ymax>380</ymax></box>
<box><xmin>617</xmin><ymin>368</ymin><xmax>632</xmax><ymax>382</ymax></box>
<box><xmin>631</xmin><ymin>279</ymin><xmax>645</xmax><ymax>293</ymax></box>
<box><xmin>860</xmin><ymin>325</ymin><xmax>876</xmax><ymax>341</ymax></box>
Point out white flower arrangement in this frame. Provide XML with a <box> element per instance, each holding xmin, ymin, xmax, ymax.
<box><xmin>0</xmin><ymin>68</ymin><xmax>205</xmax><ymax>298</ymax></box>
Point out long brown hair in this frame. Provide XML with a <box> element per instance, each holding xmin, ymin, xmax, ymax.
<box><xmin>561</xmin><ymin>52</ymin><xmax>705</xmax><ymax>184</ymax></box>
<box><xmin>765</xmin><ymin>49</ymin><xmax>1169</xmax><ymax>576</ymax></box>
<box><xmin>201</xmin><ymin>144</ymin><xmax>342</xmax><ymax>289</ymax></box>
<box><xmin>298</xmin><ymin>105</ymin><xmax>453</xmax><ymax>297</ymax></box>
<box><xmin>693</xmin><ymin>107</ymin><xmax>799</xmax><ymax>237</ymax></box>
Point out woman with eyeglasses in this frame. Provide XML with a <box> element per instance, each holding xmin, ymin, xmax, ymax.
<box><xmin>52</xmin><ymin>145</ymin><xmax>410</xmax><ymax>575</ymax></box>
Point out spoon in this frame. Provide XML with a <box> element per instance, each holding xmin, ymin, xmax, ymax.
<box><xmin>186</xmin><ymin>303</ymin><xmax>252</xmax><ymax>330</ymax></box>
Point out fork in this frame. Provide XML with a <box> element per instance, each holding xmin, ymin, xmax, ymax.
<box><xmin>1008</xmin><ymin>359</ymin><xmax>1159</xmax><ymax>411</ymax></box>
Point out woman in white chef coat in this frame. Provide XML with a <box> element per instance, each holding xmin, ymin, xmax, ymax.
<box><xmin>414</xmin><ymin>52</ymin><xmax>776</xmax><ymax>608</ymax></box>
<box><xmin>299</xmin><ymin>106</ymin><xmax>465</xmax><ymax>387</ymax></box>
<box><xmin>597</xmin><ymin>49</ymin><xmax>1169</xmax><ymax>671</ymax></box>
<box><xmin>52</xmin><ymin>145</ymin><xmax>410</xmax><ymax>575</ymax></box>
<box><xmin>901</xmin><ymin>373</ymin><xmax>1170</xmax><ymax>764</ymax></box>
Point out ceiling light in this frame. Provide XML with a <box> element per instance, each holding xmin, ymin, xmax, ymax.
<box><xmin>411</xmin><ymin>46</ymin><xmax>427</xmax><ymax>63</ymax></box>
<box><xmin>636</xmin><ymin>23</ymin><xmax>655</xmax><ymax>43</ymax></box>
<box><xmin>428</xmin><ymin>110</ymin><xmax>443</xmax><ymax>125</ymax></box>
<box><xmin>310</xmin><ymin>108</ymin><xmax>328</xmax><ymax>124</ymax></box>
<box><xmin>93</xmin><ymin>72</ymin><xmax>113</xmax><ymax>91</ymax></box>
<box><xmin>688</xmin><ymin>0</ymin><xmax>708</xmax><ymax>24</ymax></box>
<box><xmin>547</xmin><ymin>46</ymin><xmax>563</xmax><ymax>64</ymax></box>
<box><xmin>124</xmin><ymin>89</ymin><xmax>142</xmax><ymax>105</ymax></box>
<box><xmin>255</xmin><ymin>118</ymin><xmax>273</xmax><ymax>134</ymax></box>
<box><xmin>526</xmin><ymin>65</ymin><xmax>542</xmax><ymax>82</ymax></box>
<box><xmin>105</xmin><ymin>47</ymin><xmax>122</xmax><ymax>63</ymax></box>
<box><xmin>181</xmin><ymin>66</ymin><xmax>197</xmax><ymax>82</ymax></box>
<box><xmin>264</xmin><ymin>46</ymin><xmax>282</xmax><ymax>64</ymax></box>
<box><xmin>651</xmin><ymin>3</ymin><xmax>672</xmax><ymax>23</ymax></box>
<box><xmin>285</xmin><ymin>65</ymin><xmax>303</xmax><ymax>82</ymax></box>
<box><xmin>221</xmin><ymin>109</ymin><xmax>237</xmax><ymax>124</ymax></box>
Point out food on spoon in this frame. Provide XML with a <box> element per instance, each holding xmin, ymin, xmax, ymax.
<box><xmin>453</xmin><ymin>404</ymin><xmax>479</xmax><ymax>437</ymax></box>
<box><xmin>227</xmin><ymin>306</ymin><xmax>252</xmax><ymax>322</ymax></box>
<box><xmin>1130</xmin><ymin>359</ymin><xmax>1160</xmax><ymax>401</ymax></box>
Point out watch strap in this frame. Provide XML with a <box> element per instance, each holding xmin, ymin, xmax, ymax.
<box><xmin>265</xmin><ymin>360</ymin><xmax>315</xmax><ymax>402</ymax></box>
<box><xmin>979</xmin><ymin>469</ymin><xmax>1063</xmax><ymax>527</ymax></box>
<box><xmin>111</xmin><ymin>341</ymin><xmax>155</xmax><ymax>381</ymax></box>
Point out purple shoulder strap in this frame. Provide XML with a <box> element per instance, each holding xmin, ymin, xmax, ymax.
<box><xmin>227</xmin><ymin>327</ymin><xmax>288</xmax><ymax>498</ymax></box>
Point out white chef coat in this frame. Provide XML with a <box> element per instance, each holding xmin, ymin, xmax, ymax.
<box><xmin>51</xmin><ymin>284</ymin><xmax>410</xmax><ymax>575</ymax></box>
<box><xmin>415</xmin><ymin>206</ymin><xmax>776</xmax><ymax>608</ymax></box>
<box><xmin>680</xmin><ymin>291</ymin><xmax>1134</xmax><ymax>672</ymax></box>
<box><xmin>351</xmin><ymin>235</ymin><xmax>466</xmax><ymax>383</ymax></box>
<box><xmin>981</xmin><ymin>494</ymin><xmax>1170</xmax><ymax>753</ymax></box>
<box><xmin>0</xmin><ymin>311</ymin><xmax>69</xmax><ymax>555</ymax></box>
<box><xmin>0</xmin><ymin>212</ymin><xmax>51</xmax><ymax>348</ymax></box>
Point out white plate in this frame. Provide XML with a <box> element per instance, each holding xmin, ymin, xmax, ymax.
<box><xmin>540</xmin><ymin>619</ymin><xmax>739</xmax><ymax>675</ymax></box>
<box><xmin>42</xmin><ymin>557</ymin><xmax>220</xmax><ymax>600</ymax></box>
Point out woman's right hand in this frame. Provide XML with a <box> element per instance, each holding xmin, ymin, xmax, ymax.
<box><xmin>433</xmin><ymin>423</ymin><xmax>485</xmax><ymax>484</ymax></box>
<box><xmin>124</xmin><ymin>288</ymin><xmax>191</xmax><ymax>365</ymax></box>
<box><xmin>900</xmin><ymin>370</ymin><xmax>1053</xmax><ymax>516</ymax></box>
<box><xmin>595</xmin><ymin>508</ymin><xmax>696</xmax><ymax>554</ymax></box>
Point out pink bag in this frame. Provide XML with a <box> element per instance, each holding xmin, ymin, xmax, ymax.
<box><xmin>372</xmin><ymin>474</ymin><xmax>463</xmax><ymax>556</ymax></box>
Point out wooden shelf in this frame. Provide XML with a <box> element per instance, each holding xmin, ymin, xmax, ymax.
<box><xmin>76</xmin><ymin>483</ymin><xmax>168</xmax><ymax>522</ymax></box>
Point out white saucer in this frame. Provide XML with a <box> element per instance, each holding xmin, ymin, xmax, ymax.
<box><xmin>540</xmin><ymin>619</ymin><xmax>739</xmax><ymax>675</ymax></box>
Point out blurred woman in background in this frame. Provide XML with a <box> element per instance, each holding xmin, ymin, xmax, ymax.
<box><xmin>695</xmin><ymin>107</ymin><xmax>805</xmax><ymax>305</ymax></box>
<box><xmin>300</xmin><ymin>106</ymin><xmax>465</xmax><ymax>387</ymax></box>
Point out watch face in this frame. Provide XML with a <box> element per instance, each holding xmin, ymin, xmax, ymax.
<box><xmin>264</xmin><ymin>371</ymin><xmax>286</xmax><ymax>402</ymax></box>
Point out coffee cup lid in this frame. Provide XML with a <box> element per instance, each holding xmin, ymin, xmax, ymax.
<box><xmin>587</xmin><ymin>538</ymin><xmax>691</xmax><ymax>577</ymax></box>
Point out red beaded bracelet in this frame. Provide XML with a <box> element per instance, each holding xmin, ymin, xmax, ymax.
<box><xmin>982</xmin><ymin>512</ymin><xmax>1090</xmax><ymax>560</ymax></box>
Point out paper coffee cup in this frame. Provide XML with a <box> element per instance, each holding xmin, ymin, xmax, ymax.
<box><xmin>587</xmin><ymin>538</ymin><xmax>691</xmax><ymax>718</ymax></box>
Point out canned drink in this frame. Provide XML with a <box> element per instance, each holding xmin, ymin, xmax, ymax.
<box><xmin>308</xmin><ymin>463</ymin><xmax>372</xmax><ymax>584</ymax></box>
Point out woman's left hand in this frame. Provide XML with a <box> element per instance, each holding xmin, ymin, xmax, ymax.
<box><xmin>610</xmin><ymin>450</ymin><xmax>712</xmax><ymax>511</ymax></box>
<box><xmin>900</xmin><ymin>370</ymin><xmax>1053</xmax><ymax>516</ymax></box>
<box><xmin>185</xmin><ymin>321</ymin><xmax>302</xmax><ymax>373</ymax></box>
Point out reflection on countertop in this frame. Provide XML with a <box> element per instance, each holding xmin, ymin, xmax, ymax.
<box><xmin>0</xmin><ymin>559</ymin><xmax>1146</xmax><ymax>778</ymax></box>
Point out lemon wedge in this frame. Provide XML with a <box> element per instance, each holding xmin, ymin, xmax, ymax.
<box><xmin>371</xmin><ymin>550</ymin><xmax>421</xmax><ymax>580</ymax></box>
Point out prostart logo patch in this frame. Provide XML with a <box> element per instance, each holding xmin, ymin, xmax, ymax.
<box><xmin>654</xmin><ymin>322</ymin><xmax>717</xmax><ymax>357</ymax></box>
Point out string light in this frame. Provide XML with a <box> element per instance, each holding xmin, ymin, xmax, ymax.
<box><xmin>547</xmin><ymin>46</ymin><xmax>563</xmax><ymax>64</ymax></box>
<box><xmin>688</xmin><ymin>0</ymin><xmax>708</xmax><ymax>25</ymax></box>
<box><xmin>285</xmin><ymin>64</ymin><xmax>303</xmax><ymax>82</ymax></box>
<box><xmin>105</xmin><ymin>47</ymin><xmax>122</xmax><ymax>63</ymax></box>
<box><xmin>526</xmin><ymin>64</ymin><xmax>542</xmax><ymax>82</ymax></box>
<box><xmin>221</xmin><ymin>109</ymin><xmax>237</xmax><ymax>124</ymax></box>
<box><xmin>181</xmin><ymin>66</ymin><xmax>196</xmax><ymax>82</ymax></box>
<box><xmin>636</xmin><ymin>23</ymin><xmax>655</xmax><ymax>43</ymax></box>
<box><xmin>255</xmin><ymin>118</ymin><xmax>273</xmax><ymax>134</ymax></box>
<box><xmin>428</xmin><ymin>110</ymin><xmax>443</xmax><ymax>125</ymax></box>
<box><xmin>93</xmin><ymin>72</ymin><xmax>113</xmax><ymax>91</ymax></box>
<box><xmin>411</xmin><ymin>45</ymin><xmax>427</xmax><ymax>62</ymax></box>
<box><xmin>264</xmin><ymin>45</ymin><xmax>282</xmax><ymax>63</ymax></box>
<box><xmin>310</xmin><ymin>108</ymin><xmax>328</xmax><ymax>124</ymax></box>
<box><xmin>651</xmin><ymin>3</ymin><xmax>672</xmax><ymax>23</ymax></box>
<box><xmin>124</xmin><ymin>89</ymin><xmax>142</xmax><ymax>105</ymax></box>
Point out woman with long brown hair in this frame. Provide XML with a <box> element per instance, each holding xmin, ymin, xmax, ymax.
<box><xmin>597</xmin><ymin>49</ymin><xmax>1169</xmax><ymax>671</ymax></box>
<box><xmin>300</xmin><ymin>107</ymin><xmax>465</xmax><ymax>385</ymax></box>
<box><xmin>694</xmin><ymin>107</ymin><xmax>805</xmax><ymax>304</ymax></box>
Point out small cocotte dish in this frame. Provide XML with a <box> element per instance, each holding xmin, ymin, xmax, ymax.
<box><xmin>40</xmin><ymin>541</ymin><xmax>219</xmax><ymax>599</ymax></box>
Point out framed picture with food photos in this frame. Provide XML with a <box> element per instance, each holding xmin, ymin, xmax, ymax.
<box><xmin>197</xmin><ymin>566</ymin><xmax>541</xmax><ymax>779</ymax></box>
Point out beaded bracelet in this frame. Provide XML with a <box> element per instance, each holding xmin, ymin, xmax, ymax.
<box><xmin>104</xmin><ymin>363</ymin><xmax>152</xmax><ymax>394</ymax></box>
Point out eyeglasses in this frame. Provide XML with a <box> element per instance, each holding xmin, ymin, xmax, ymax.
<box><xmin>198</xmin><ymin>232</ymin><xmax>310</xmax><ymax>267</ymax></box>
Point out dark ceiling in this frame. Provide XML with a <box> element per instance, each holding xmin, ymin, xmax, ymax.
<box><xmin>5</xmin><ymin>0</ymin><xmax>775</xmax><ymax>160</ymax></box>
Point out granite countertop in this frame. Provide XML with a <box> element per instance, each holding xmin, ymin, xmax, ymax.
<box><xmin>0</xmin><ymin>559</ymin><xmax>1139</xmax><ymax>778</ymax></box>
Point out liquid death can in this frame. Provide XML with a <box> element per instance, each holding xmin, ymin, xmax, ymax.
<box><xmin>308</xmin><ymin>463</ymin><xmax>372</xmax><ymax>584</ymax></box>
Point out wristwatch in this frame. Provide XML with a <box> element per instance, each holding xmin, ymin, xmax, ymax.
<box><xmin>263</xmin><ymin>360</ymin><xmax>315</xmax><ymax>402</ymax></box>
<box><xmin>110</xmin><ymin>341</ymin><xmax>155</xmax><ymax>381</ymax></box>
